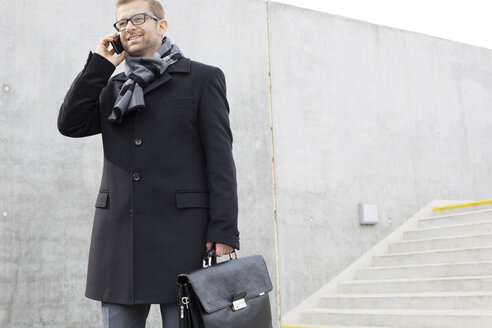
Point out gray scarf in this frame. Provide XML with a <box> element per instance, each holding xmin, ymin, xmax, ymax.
<box><xmin>108</xmin><ymin>36</ymin><xmax>184</xmax><ymax>124</ymax></box>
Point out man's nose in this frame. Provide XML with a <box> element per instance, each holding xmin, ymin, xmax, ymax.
<box><xmin>125</xmin><ymin>20</ymin><xmax>137</xmax><ymax>31</ymax></box>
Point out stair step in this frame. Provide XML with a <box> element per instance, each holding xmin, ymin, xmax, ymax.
<box><xmin>338</xmin><ymin>276</ymin><xmax>492</xmax><ymax>294</ymax></box>
<box><xmin>419</xmin><ymin>209</ymin><xmax>492</xmax><ymax>228</ymax></box>
<box><xmin>404</xmin><ymin>221</ymin><xmax>492</xmax><ymax>240</ymax></box>
<box><xmin>319</xmin><ymin>292</ymin><xmax>492</xmax><ymax>310</ymax></box>
<box><xmin>355</xmin><ymin>261</ymin><xmax>492</xmax><ymax>280</ymax></box>
<box><xmin>282</xmin><ymin>325</ymin><xmax>390</xmax><ymax>328</ymax></box>
<box><xmin>372</xmin><ymin>246</ymin><xmax>492</xmax><ymax>266</ymax></box>
<box><xmin>283</xmin><ymin>325</ymin><xmax>390</xmax><ymax>328</ymax></box>
<box><xmin>299</xmin><ymin>308</ymin><xmax>492</xmax><ymax>328</ymax></box>
<box><xmin>388</xmin><ymin>233</ymin><xmax>492</xmax><ymax>253</ymax></box>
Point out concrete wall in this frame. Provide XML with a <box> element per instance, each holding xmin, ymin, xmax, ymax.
<box><xmin>267</xmin><ymin>3</ymin><xmax>492</xmax><ymax>313</ymax></box>
<box><xmin>2</xmin><ymin>0</ymin><xmax>492</xmax><ymax>327</ymax></box>
<box><xmin>1</xmin><ymin>0</ymin><xmax>274</xmax><ymax>327</ymax></box>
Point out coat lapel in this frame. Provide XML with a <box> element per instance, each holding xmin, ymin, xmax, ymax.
<box><xmin>112</xmin><ymin>56</ymin><xmax>191</xmax><ymax>95</ymax></box>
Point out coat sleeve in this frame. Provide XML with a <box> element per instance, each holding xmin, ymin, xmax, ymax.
<box><xmin>57</xmin><ymin>51</ymin><xmax>116</xmax><ymax>138</ymax></box>
<box><xmin>197</xmin><ymin>67</ymin><xmax>240</xmax><ymax>250</ymax></box>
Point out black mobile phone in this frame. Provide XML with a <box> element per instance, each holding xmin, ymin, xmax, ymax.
<box><xmin>110</xmin><ymin>34</ymin><xmax>125</xmax><ymax>54</ymax></box>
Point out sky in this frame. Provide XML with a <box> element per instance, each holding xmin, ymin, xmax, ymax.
<box><xmin>272</xmin><ymin>0</ymin><xmax>492</xmax><ymax>50</ymax></box>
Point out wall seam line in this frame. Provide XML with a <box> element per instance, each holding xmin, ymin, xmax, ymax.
<box><xmin>265</xmin><ymin>1</ymin><xmax>282</xmax><ymax>327</ymax></box>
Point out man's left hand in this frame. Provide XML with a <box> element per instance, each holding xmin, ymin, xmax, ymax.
<box><xmin>205</xmin><ymin>241</ymin><xmax>234</xmax><ymax>257</ymax></box>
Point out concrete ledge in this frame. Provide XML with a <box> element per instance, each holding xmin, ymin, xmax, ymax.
<box><xmin>419</xmin><ymin>209</ymin><xmax>492</xmax><ymax>228</ymax></box>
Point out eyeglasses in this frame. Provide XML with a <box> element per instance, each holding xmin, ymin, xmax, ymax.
<box><xmin>113</xmin><ymin>12</ymin><xmax>161</xmax><ymax>32</ymax></box>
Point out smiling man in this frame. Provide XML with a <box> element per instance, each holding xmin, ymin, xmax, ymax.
<box><xmin>57</xmin><ymin>0</ymin><xmax>239</xmax><ymax>327</ymax></box>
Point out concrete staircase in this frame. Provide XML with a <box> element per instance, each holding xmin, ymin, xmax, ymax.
<box><xmin>282</xmin><ymin>201</ymin><xmax>492</xmax><ymax>328</ymax></box>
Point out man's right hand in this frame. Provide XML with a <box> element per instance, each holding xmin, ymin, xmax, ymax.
<box><xmin>95</xmin><ymin>32</ymin><xmax>126</xmax><ymax>67</ymax></box>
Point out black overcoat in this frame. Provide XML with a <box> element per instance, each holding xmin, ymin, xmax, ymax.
<box><xmin>57</xmin><ymin>51</ymin><xmax>240</xmax><ymax>305</ymax></box>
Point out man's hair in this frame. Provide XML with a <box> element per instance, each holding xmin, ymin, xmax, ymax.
<box><xmin>115</xmin><ymin>0</ymin><xmax>165</xmax><ymax>19</ymax></box>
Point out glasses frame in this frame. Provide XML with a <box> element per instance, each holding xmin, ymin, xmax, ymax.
<box><xmin>113</xmin><ymin>12</ymin><xmax>161</xmax><ymax>32</ymax></box>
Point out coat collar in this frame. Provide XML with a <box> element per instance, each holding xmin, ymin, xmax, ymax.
<box><xmin>112</xmin><ymin>56</ymin><xmax>191</xmax><ymax>94</ymax></box>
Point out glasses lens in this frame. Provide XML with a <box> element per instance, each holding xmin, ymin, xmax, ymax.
<box><xmin>132</xmin><ymin>14</ymin><xmax>146</xmax><ymax>25</ymax></box>
<box><xmin>116</xmin><ymin>20</ymin><xmax>127</xmax><ymax>31</ymax></box>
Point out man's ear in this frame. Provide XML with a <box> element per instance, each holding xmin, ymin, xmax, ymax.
<box><xmin>158</xmin><ymin>19</ymin><xmax>168</xmax><ymax>35</ymax></box>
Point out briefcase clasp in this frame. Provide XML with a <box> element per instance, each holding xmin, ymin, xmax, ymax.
<box><xmin>232</xmin><ymin>298</ymin><xmax>247</xmax><ymax>311</ymax></box>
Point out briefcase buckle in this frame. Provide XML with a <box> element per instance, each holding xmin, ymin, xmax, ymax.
<box><xmin>232</xmin><ymin>298</ymin><xmax>246</xmax><ymax>311</ymax></box>
<box><xmin>203</xmin><ymin>256</ymin><xmax>213</xmax><ymax>268</ymax></box>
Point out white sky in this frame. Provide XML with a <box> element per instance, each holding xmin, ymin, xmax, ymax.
<box><xmin>272</xmin><ymin>0</ymin><xmax>492</xmax><ymax>50</ymax></box>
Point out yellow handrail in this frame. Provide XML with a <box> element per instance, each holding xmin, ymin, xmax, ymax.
<box><xmin>433</xmin><ymin>199</ymin><xmax>492</xmax><ymax>211</ymax></box>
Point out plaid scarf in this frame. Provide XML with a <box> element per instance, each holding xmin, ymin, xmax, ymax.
<box><xmin>108</xmin><ymin>36</ymin><xmax>184</xmax><ymax>124</ymax></box>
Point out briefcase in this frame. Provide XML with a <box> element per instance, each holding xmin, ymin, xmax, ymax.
<box><xmin>176</xmin><ymin>248</ymin><xmax>273</xmax><ymax>328</ymax></box>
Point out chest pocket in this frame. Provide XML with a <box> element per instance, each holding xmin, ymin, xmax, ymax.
<box><xmin>159</xmin><ymin>96</ymin><xmax>196</xmax><ymax>109</ymax></box>
<box><xmin>150</xmin><ymin>96</ymin><xmax>197</xmax><ymax>122</ymax></box>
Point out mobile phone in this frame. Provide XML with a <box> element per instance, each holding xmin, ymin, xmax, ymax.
<box><xmin>110</xmin><ymin>34</ymin><xmax>125</xmax><ymax>54</ymax></box>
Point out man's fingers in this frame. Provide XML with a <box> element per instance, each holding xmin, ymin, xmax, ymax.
<box><xmin>105</xmin><ymin>32</ymin><xmax>117</xmax><ymax>39</ymax></box>
<box><xmin>116</xmin><ymin>50</ymin><xmax>126</xmax><ymax>60</ymax></box>
<box><xmin>215</xmin><ymin>244</ymin><xmax>232</xmax><ymax>257</ymax></box>
<box><xmin>100</xmin><ymin>33</ymin><xmax>117</xmax><ymax>47</ymax></box>
<box><xmin>205</xmin><ymin>242</ymin><xmax>234</xmax><ymax>257</ymax></box>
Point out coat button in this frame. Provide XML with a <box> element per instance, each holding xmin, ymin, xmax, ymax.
<box><xmin>134</xmin><ymin>138</ymin><xmax>143</xmax><ymax>146</ymax></box>
<box><xmin>132</xmin><ymin>172</ymin><xmax>141</xmax><ymax>181</ymax></box>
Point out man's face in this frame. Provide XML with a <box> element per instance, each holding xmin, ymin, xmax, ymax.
<box><xmin>116</xmin><ymin>0</ymin><xmax>168</xmax><ymax>57</ymax></box>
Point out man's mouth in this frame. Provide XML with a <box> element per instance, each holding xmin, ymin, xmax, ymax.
<box><xmin>128</xmin><ymin>35</ymin><xmax>142</xmax><ymax>43</ymax></box>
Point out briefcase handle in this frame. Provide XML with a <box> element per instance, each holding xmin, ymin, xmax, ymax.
<box><xmin>203</xmin><ymin>244</ymin><xmax>238</xmax><ymax>268</ymax></box>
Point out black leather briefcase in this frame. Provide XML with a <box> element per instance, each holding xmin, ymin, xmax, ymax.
<box><xmin>176</xmin><ymin>249</ymin><xmax>273</xmax><ymax>328</ymax></box>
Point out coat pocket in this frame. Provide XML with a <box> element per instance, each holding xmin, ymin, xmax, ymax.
<box><xmin>175</xmin><ymin>190</ymin><xmax>209</xmax><ymax>208</ymax></box>
<box><xmin>95</xmin><ymin>191</ymin><xmax>109</xmax><ymax>208</ymax></box>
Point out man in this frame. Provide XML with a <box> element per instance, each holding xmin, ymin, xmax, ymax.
<box><xmin>57</xmin><ymin>0</ymin><xmax>239</xmax><ymax>326</ymax></box>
